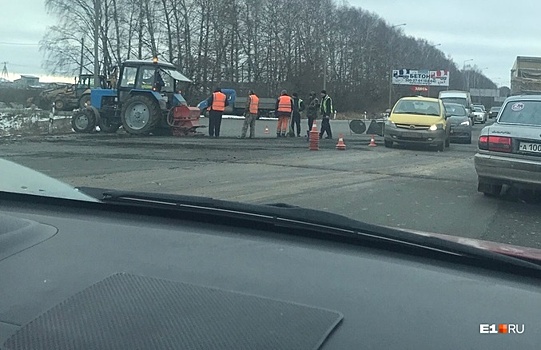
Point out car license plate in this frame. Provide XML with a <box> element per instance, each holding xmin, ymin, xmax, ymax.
<box><xmin>402</xmin><ymin>132</ymin><xmax>422</xmax><ymax>138</ymax></box>
<box><xmin>519</xmin><ymin>142</ymin><xmax>541</xmax><ymax>153</ymax></box>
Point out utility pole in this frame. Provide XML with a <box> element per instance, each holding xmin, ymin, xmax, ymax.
<box><xmin>323</xmin><ymin>46</ymin><xmax>327</xmax><ymax>91</ymax></box>
<box><xmin>462</xmin><ymin>59</ymin><xmax>473</xmax><ymax>91</ymax></box>
<box><xmin>1</xmin><ymin>62</ymin><xmax>8</xmax><ymax>80</ymax></box>
<box><xmin>93</xmin><ymin>0</ymin><xmax>100</xmax><ymax>88</ymax></box>
<box><xmin>388</xmin><ymin>23</ymin><xmax>406</xmax><ymax>109</ymax></box>
<box><xmin>79</xmin><ymin>37</ymin><xmax>84</xmax><ymax>77</ymax></box>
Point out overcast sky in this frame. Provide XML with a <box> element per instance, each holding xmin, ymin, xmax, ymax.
<box><xmin>2</xmin><ymin>0</ymin><xmax>539</xmax><ymax>86</ymax></box>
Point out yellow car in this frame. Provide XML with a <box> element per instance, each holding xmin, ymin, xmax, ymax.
<box><xmin>384</xmin><ymin>96</ymin><xmax>451</xmax><ymax>151</ymax></box>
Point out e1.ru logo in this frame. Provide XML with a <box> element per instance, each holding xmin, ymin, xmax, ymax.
<box><xmin>479</xmin><ymin>324</ymin><xmax>525</xmax><ymax>334</ymax></box>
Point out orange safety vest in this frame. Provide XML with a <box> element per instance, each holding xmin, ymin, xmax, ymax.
<box><xmin>212</xmin><ymin>92</ymin><xmax>226</xmax><ymax>112</ymax></box>
<box><xmin>277</xmin><ymin>95</ymin><xmax>292</xmax><ymax>113</ymax></box>
<box><xmin>249</xmin><ymin>95</ymin><xmax>260</xmax><ymax>114</ymax></box>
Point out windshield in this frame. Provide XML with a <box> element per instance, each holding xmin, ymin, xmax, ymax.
<box><xmin>394</xmin><ymin>100</ymin><xmax>441</xmax><ymax>116</ymax></box>
<box><xmin>499</xmin><ymin>101</ymin><xmax>541</xmax><ymax>125</ymax></box>
<box><xmin>474</xmin><ymin>107</ymin><xmax>483</xmax><ymax>112</ymax></box>
<box><xmin>2</xmin><ymin>0</ymin><xmax>539</xmax><ymax>270</ymax></box>
<box><xmin>444</xmin><ymin>104</ymin><xmax>467</xmax><ymax>116</ymax></box>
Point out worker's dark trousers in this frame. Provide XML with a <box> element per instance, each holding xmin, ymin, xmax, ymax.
<box><xmin>307</xmin><ymin>116</ymin><xmax>316</xmax><ymax>136</ymax></box>
<box><xmin>291</xmin><ymin>112</ymin><xmax>301</xmax><ymax>136</ymax></box>
<box><xmin>320</xmin><ymin>117</ymin><xmax>332</xmax><ymax>138</ymax></box>
<box><xmin>208</xmin><ymin>111</ymin><xmax>224</xmax><ymax>137</ymax></box>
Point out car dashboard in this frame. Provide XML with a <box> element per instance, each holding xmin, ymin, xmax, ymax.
<box><xmin>0</xmin><ymin>194</ymin><xmax>540</xmax><ymax>350</ymax></box>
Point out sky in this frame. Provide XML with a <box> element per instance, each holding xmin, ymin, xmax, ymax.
<box><xmin>347</xmin><ymin>0</ymin><xmax>541</xmax><ymax>87</ymax></box>
<box><xmin>2</xmin><ymin>0</ymin><xmax>540</xmax><ymax>86</ymax></box>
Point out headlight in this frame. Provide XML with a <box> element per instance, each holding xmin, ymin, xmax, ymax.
<box><xmin>429</xmin><ymin>124</ymin><xmax>438</xmax><ymax>131</ymax></box>
<box><xmin>460</xmin><ymin>120</ymin><xmax>470</xmax><ymax>126</ymax></box>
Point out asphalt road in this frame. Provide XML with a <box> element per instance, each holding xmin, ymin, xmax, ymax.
<box><xmin>1</xmin><ymin>118</ymin><xmax>540</xmax><ymax>250</ymax></box>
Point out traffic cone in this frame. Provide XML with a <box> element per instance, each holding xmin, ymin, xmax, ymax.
<box><xmin>309</xmin><ymin>121</ymin><xmax>319</xmax><ymax>151</ymax></box>
<box><xmin>369</xmin><ymin>135</ymin><xmax>377</xmax><ymax>147</ymax></box>
<box><xmin>264</xmin><ymin>125</ymin><xmax>270</xmax><ymax>134</ymax></box>
<box><xmin>336</xmin><ymin>134</ymin><xmax>346</xmax><ymax>150</ymax></box>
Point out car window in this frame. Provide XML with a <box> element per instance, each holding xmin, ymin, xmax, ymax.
<box><xmin>445</xmin><ymin>104</ymin><xmax>467</xmax><ymax>116</ymax></box>
<box><xmin>394</xmin><ymin>100</ymin><xmax>441</xmax><ymax>116</ymax></box>
<box><xmin>499</xmin><ymin>101</ymin><xmax>541</xmax><ymax>126</ymax></box>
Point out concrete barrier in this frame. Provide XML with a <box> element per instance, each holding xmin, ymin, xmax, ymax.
<box><xmin>0</xmin><ymin>108</ymin><xmax>73</xmax><ymax>137</ymax></box>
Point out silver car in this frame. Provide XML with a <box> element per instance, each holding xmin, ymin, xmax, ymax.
<box><xmin>474</xmin><ymin>95</ymin><xmax>541</xmax><ymax>196</ymax></box>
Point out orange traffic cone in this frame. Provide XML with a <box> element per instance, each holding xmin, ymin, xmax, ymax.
<box><xmin>264</xmin><ymin>125</ymin><xmax>270</xmax><ymax>134</ymax></box>
<box><xmin>369</xmin><ymin>135</ymin><xmax>377</xmax><ymax>147</ymax></box>
<box><xmin>309</xmin><ymin>121</ymin><xmax>319</xmax><ymax>151</ymax></box>
<box><xmin>336</xmin><ymin>134</ymin><xmax>346</xmax><ymax>150</ymax></box>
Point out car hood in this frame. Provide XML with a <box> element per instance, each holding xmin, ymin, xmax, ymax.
<box><xmin>447</xmin><ymin>116</ymin><xmax>469</xmax><ymax>124</ymax></box>
<box><xmin>390</xmin><ymin>113</ymin><xmax>443</xmax><ymax>125</ymax></box>
<box><xmin>0</xmin><ymin>158</ymin><xmax>98</xmax><ymax>202</ymax></box>
<box><xmin>391</xmin><ymin>226</ymin><xmax>541</xmax><ymax>262</ymax></box>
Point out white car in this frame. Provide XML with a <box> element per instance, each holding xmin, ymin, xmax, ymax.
<box><xmin>472</xmin><ymin>106</ymin><xmax>487</xmax><ymax>124</ymax></box>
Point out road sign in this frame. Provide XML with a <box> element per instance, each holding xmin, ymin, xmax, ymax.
<box><xmin>411</xmin><ymin>86</ymin><xmax>429</xmax><ymax>92</ymax></box>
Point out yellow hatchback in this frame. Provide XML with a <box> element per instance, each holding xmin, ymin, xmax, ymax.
<box><xmin>384</xmin><ymin>96</ymin><xmax>451</xmax><ymax>151</ymax></box>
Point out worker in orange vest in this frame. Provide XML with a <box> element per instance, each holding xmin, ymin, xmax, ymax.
<box><xmin>240</xmin><ymin>90</ymin><xmax>259</xmax><ymax>138</ymax></box>
<box><xmin>275</xmin><ymin>90</ymin><xmax>293</xmax><ymax>137</ymax></box>
<box><xmin>204</xmin><ymin>87</ymin><xmax>228</xmax><ymax>137</ymax></box>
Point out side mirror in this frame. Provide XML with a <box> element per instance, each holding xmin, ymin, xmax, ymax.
<box><xmin>445</xmin><ymin>112</ymin><xmax>452</xmax><ymax>118</ymax></box>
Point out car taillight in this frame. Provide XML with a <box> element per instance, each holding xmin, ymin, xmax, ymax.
<box><xmin>478</xmin><ymin>135</ymin><xmax>488</xmax><ymax>150</ymax></box>
<box><xmin>479</xmin><ymin>135</ymin><xmax>512</xmax><ymax>153</ymax></box>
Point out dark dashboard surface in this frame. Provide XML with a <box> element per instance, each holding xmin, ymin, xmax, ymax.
<box><xmin>0</xmin><ymin>198</ymin><xmax>539</xmax><ymax>349</ymax></box>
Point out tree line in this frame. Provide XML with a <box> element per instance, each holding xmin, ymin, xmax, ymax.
<box><xmin>41</xmin><ymin>0</ymin><xmax>496</xmax><ymax>112</ymax></box>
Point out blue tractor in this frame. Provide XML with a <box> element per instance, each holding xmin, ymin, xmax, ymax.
<box><xmin>71</xmin><ymin>59</ymin><xmax>192</xmax><ymax>135</ymax></box>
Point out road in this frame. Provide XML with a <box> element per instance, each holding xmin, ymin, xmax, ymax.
<box><xmin>1</xmin><ymin>119</ymin><xmax>540</xmax><ymax>249</ymax></box>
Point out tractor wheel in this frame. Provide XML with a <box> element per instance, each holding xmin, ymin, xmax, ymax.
<box><xmin>54</xmin><ymin>99</ymin><xmax>65</xmax><ymax>111</ymax></box>
<box><xmin>121</xmin><ymin>95</ymin><xmax>161</xmax><ymax>135</ymax></box>
<box><xmin>71</xmin><ymin>109</ymin><xmax>96</xmax><ymax>133</ymax></box>
<box><xmin>79</xmin><ymin>94</ymin><xmax>91</xmax><ymax>109</ymax></box>
<box><xmin>98</xmin><ymin>117</ymin><xmax>121</xmax><ymax>133</ymax></box>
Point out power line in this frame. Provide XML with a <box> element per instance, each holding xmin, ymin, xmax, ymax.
<box><xmin>0</xmin><ymin>41</ymin><xmax>39</xmax><ymax>46</ymax></box>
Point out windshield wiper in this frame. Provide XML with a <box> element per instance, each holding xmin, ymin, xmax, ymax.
<box><xmin>76</xmin><ymin>187</ymin><xmax>541</xmax><ymax>274</ymax></box>
<box><xmin>394</xmin><ymin>111</ymin><xmax>419</xmax><ymax>115</ymax></box>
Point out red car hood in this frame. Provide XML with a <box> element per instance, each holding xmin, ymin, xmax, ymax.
<box><xmin>391</xmin><ymin>227</ymin><xmax>541</xmax><ymax>262</ymax></box>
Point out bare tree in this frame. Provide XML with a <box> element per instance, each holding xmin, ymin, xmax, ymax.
<box><xmin>41</xmin><ymin>0</ymin><xmax>494</xmax><ymax>111</ymax></box>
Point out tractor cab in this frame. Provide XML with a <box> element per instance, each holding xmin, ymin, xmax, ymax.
<box><xmin>117</xmin><ymin>60</ymin><xmax>192</xmax><ymax>109</ymax></box>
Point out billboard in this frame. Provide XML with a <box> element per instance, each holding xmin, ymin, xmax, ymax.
<box><xmin>392</xmin><ymin>69</ymin><xmax>450</xmax><ymax>87</ymax></box>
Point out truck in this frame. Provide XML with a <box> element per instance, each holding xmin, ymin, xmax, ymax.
<box><xmin>510</xmin><ymin>56</ymin><xmax>541</xmax><ymax>95</ymax></box>
<box><xmin>198</xmin><ymin>89</ymin><xmax>277</xmax><ymax>118</ymax></box>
